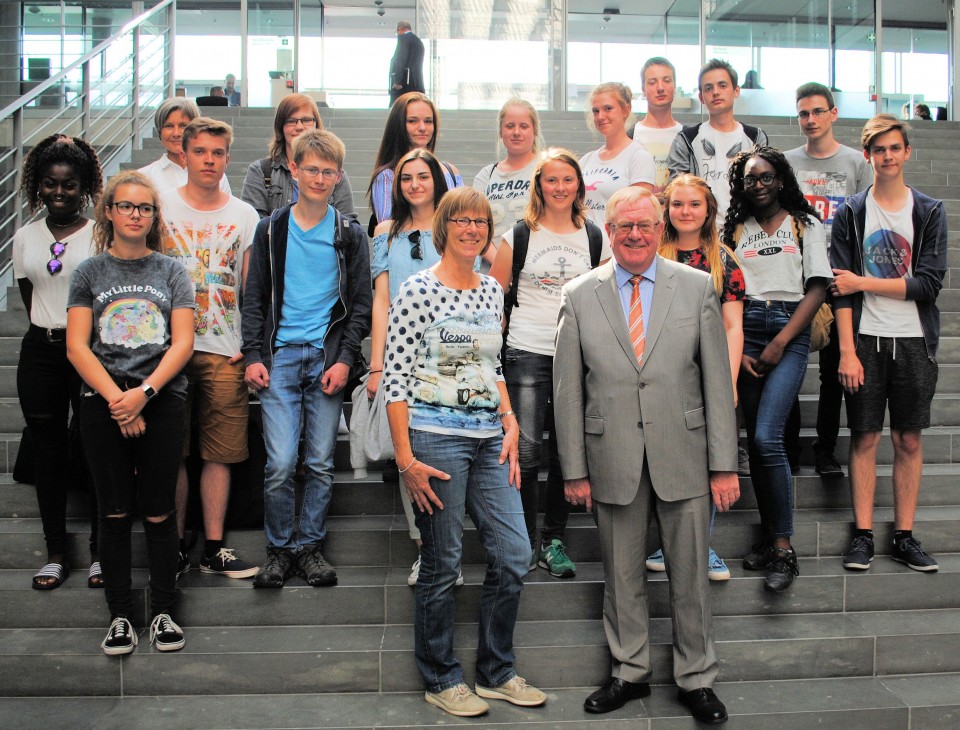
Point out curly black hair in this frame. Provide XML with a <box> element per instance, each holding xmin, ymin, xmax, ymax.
<box><xmin>720</xmin><ymin>145</ymin><xmax>820</xmax><ymax>248</ymax></box>
<box><xmin>19</xmin><ymin>134</ymin><xmax>104</xmax><ymax>214</ymax></box>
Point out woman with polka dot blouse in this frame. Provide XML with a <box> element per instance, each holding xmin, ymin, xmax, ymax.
<box><xmin>383</xmin><ymin>187</ymin><xmax>546</xmax><ymax>717</ymax></box>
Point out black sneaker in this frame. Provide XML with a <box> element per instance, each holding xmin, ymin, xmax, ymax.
<box><xmin>149</xmin><ymin>613</ymin><xmax>185</xmax><ymax>652</ymax></box>
<box><xmin>891</xmin><ymin>536</ymin><xmax>939</xmax><ymax>572</ymax></box>
<box><xmin>764</xmin><ymin>547</ymin><xmax>799</xmax><ymax>593</ymax></box>
<box><xmin>199</xmin><ymin>548</ymin><xmax>259</xmax><ymax>579</ymax></box>
<box><xmin>815</xmin><ymin>452</ymin><xmax>845</xmax><ymax>478</ymax></box>
<box><xmin>297</xmin><ymin>545</ymin><xmax>338</xmax><ymax>587</ymax></box>
<box><xmin>253</xmin><ymin>547</ymin><xmax>296</xmax><ymax>588</ymax></box>
<box><xmin>842</xmin><ymin>535</ymin><xmax>874</xmax><ymax>571</ymax></box>
<box><xmin>742</xmin><ymin>541</ymin><xmax>776</xmax><ymax>571</ymax></box>
<box><xmin>101</xmin><ymin>616</ymin><xmax>137</xmax><ymax>656</ymax></box>
<box><xmin>176</xmin><ymin>550</ymin><xmax>190</xmax><ymax>581</ymax></box>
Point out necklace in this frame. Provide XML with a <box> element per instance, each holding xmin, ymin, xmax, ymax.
<box><xmin>47</xmin><ymin>214</ymin><xmax>83</xmax><ymax>229</ymax></box>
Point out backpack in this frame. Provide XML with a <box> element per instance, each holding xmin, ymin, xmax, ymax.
<box><xmin>503</xmin><ymin>219</ymin><xmax>605</xmax><ymax>325</ymax></box>
<box><xmin>680</xmin><ymin>121</ymin><xmax>764</xmax><ymax>151</ymax></box>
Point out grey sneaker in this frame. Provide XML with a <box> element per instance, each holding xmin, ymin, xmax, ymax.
<box><xmin>891</xmin><ymin>536</ymin><xmax>938</xmax><ymax>572</ymax></box>
<box><xmin>425</xmin><ymin>683</ymin><xmax>490</xmax><ymax>717</ymax></box>
<box><xmin>476</xmin><ymin>676</ymin><xmax>546</xmax><ymax>707</ymax></box>
<box><xmin>842</xmin><ymin>534</ymin><xmax>874</xmax><ymax>571</ymax></box>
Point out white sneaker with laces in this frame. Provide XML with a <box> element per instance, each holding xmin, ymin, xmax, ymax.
<box><xmin>149</xmin><ymin>613</ymin><xmax>185</xmax><ymax>652</ymax></box>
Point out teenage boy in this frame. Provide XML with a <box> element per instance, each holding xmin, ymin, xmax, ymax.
<box><xmin>830</xmin><ymin>114</ymin><xmax>947</xmax><ymax>573</ymax></box>
<box><xmin>786</xmin><ymin>83</ymin><xmax>873</xmax><ymax>478</ymax></box>
<box><xmin>666</xmin><ymin>58</ymin><xmax>768</xmax><ymax>222</ymax></box>
<box><xmin>631</xmin><ymin>57</ymin><xmax>682</xmax><ymax>197</ymax></box>
<box><xmin>161</xmin><ymin>117</ymin><xmax>260</xmax><ymax>580</ymax></box>
<box><xmin>241</xmin><ymin>129</ymin><xmax>372</xmax><ymax>588</ymax></box>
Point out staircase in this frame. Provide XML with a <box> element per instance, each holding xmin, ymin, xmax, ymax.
<box><xmin>3</xmin><ymin>109</ymin><xmax>960</xmax><ymax>728</ymax></box>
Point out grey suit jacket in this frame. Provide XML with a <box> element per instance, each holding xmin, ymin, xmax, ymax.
<box><xmin>553</xmin><ymin>256</ymin><xmax>738</xmax><ymax>506</ymax></box>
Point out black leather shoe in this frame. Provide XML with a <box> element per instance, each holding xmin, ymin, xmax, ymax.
<box><xmin>677</xmin><ymin>687</ymin><xmax>728</xmax><ymax>724</ymax></box>
<box><xmin>584</xmin><ymin>677</ymin><xmax>651</xmax><ymax>714</ymax></box>
<box><xmin>764</xmin><ymin>547</ymin><xmax>799</xmax><ymax>593</ymax></box>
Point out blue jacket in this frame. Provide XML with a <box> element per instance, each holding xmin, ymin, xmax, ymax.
<box><xmin>241</xmin><ymin>204</ymin><xmax>372</xmax><ymax>374</ymax></box>
<box><xmin>830</xmin><ymin>186</ymin><xmax>947</xmax><ymax>359</ymax></box>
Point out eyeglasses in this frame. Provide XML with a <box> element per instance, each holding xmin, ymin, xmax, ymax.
<box><xmin>283</xmin><ymin>116</ymin><xmax>317</xmax><ymax>127</ymax></box>
<box><xmin>409</xmin><ymin>230</ymin><xmax>423</xmax><ymax>260</ymax></box>
<box><xmin>111</xmin><ymin>201</ymin><xmax>157</xmax><ymax>218</ymax></box>
<box><xmin>47</xmin><ymin>241</ymin><xmax>67</xmax><ymax>276</ymax></box>
<box><xmin>609</xmin><ymin>220</ymin><xmax>657</xmax><ymax>236</ymax></box>
<box><xmin>448</xmin><ymin>217</ymin><xmax>489</xmax><ymax>229</ymax></box>
<box><xmin>743</xmin><ymin>173</ymin><xmax>778</xmax><ymax>188</ymax></box>
<box><xmin>798</xmin><ymin>108</ymin><xmax>831</xmax><ymax>120</ymax></box>
<box><xmin>298</xmin><ymin>166</ymin><xmax>339</xmax><ymax>180</ymax></box>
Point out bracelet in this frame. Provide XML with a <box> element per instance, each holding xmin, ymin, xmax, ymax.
<box><xmin>369</xmin><ymin>369</ymin><xmax>383</xmax><ymax>374</ymax></box>
<box><xmin>398</xmin><ymin>458</ymin><xmax>418</xmax><ymax>474</ymax></box>
<box><xmin>498</xmin><ymin>410</ymin><xmax>516</xmax><ymax>420</ymax></box>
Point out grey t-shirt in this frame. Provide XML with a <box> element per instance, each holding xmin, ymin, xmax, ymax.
<box><xmin>67</xmin><ymin>251</ymin><xmax>196</xmax><ymax>399</ymax></box>
<box><xmin>785</xmin><ymin>144</ymin><xmax>873</xmax><ymax>246</ymax></box>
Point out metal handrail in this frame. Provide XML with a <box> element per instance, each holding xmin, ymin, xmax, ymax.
<box><xmin>0</xmin><ymin>0</ymin><xmax>176</xmax><ymax>294</ymax></box>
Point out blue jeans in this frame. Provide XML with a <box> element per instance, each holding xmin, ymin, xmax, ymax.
<box><xmin>502</xmin><ymin>347</ymin><xmax>569</xmax><ymax>546</ymax></box>
<box><xmin>411</xmin><ymin>430</ymin><xmax>529</xmax><ymax>692</ymax></box>
<box><xmin>260</xmin><ymin>344</ymin><xmax>343</xmax><ymax>550</ymax></box>
<box><xmin>738</xmin><ymin>301</ymin><xmax>811</xmax><ymax>539</ymax></box>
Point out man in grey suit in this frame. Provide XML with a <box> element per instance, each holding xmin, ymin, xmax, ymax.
<box><xmin>554</xmin><ymin>186</ymin><xmax>739</xmax><ymax>725</ymax></box>
<box><xmin>389</xmin><ymin>21</ymin><xmax>425</xmax><ymax>105</ymax></box>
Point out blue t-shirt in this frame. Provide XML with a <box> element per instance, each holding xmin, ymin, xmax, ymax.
<box><xmin>276</xmin><ymin>207</ymin><xmax>339</xmax><ymax>349</ymax></box>
<box><xmin>371</xmin><ymin>229</ymin><xmax>440</xmax><ymax>301</ymax></box>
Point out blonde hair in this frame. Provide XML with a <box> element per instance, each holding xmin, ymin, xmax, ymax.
<box><xmin>496</xmin><ymin>98</ymin><xmax>543</xmax><ymax>160</ymax></box>
<box><xmin>432</xmin><ymin>188</ymin><xmax>494</xmax><ymax>257</ymax></box>
<box><xmin>658</xmin><ymin>174</ymin><xmax>730</xmax><ymax>298</ymax></box>
<box><xmin>586</xmin><ymin>82</ymin><xmax>635</xmax><ymax>134</ymax></box>
<box><xmin>93</xmin><ymin>171</ymin><xmax>168</xmax><ymax>254</ymax></box>
<box><xmin>181</xmin><ymin>116</ymin><xmax>233</xmax><ymax>152</ymax></box>
<box><xmin>861</xmin><ymin>113</ymin><xmax>911</xmax><ymax>151</ymax></box>
<box><xmin>291</xmin><ymin>128</ymin><xmax>345</xmax><ymax>168</ymax></box>
<box><xmin>523</xmin><ymin>147</ymin><xmax>586</xmax><ymax>230</ymax></box>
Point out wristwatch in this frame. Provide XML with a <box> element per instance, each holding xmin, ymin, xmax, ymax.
<box><xmin>141</xmin><ymin>383</ymin><xmax>158</xmax><ymax>400</ymax></box>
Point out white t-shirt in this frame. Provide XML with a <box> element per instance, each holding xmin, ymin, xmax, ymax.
<box><xmin>579</xmin><ymin>143</ymin><xmax>656</xmax><ymax>227</ymax></box>
<box><xmin>860</xmin><ymin>190</ymin><xmax>922</xmax><ymax>337</ymax></box>
<box><xmin>139</xmin><ymin>155</ymin><xmax>232</xmax><ymax>194</ymax></box>
<box><xmin>632</xmin><ymin>121</ymin><xmax>682</xmax><ymax>195</ymax></box>
<box><xmin>473</xmin><ymin>160</ymin><xmax>537</xmax><ymax>239</ymax></box>
<box><xmin>691</xmin><ymin>123</ymin><xmax>755</xmax><ymax>222</ymax></box>
<box><xmin>13</xmin><ymin>218</ymin><xmax>96</xmax><ymax>329</ymax></box>
<box><xmin>502</xmin><ymin>224</ymin><xmax>611</xmax><ymax>356</ymax></box>
<box><xmin>159</xmin><ymin>190</ymin><xmax>259</xmax><ymax>356</ymax></box>
<box><xmin>734</xmin><ymin>215</ymin><xmax>832</xmax><ymax>301</ymax></box>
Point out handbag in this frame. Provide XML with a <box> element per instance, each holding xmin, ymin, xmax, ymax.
<box><xmin>809</xmin><ymin>303</ymin><xmax>834</xmax><ymax>352</ymax></box>
<box><xmin>350</xmin><ymin>373</ymin><xmax>395</xmax><ymax>464</ymax></box>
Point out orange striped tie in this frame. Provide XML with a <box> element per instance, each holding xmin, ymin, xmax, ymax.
<box><xmin>628</xmin><ymin>275</ymin><xmax>645</xmax><ymax>365</ymax></box>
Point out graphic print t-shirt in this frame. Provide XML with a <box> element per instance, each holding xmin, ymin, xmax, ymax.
<box><xmin>675</xmin><ymin>246</ymin><xmax>746</xmax><ymax>304</ymax></box>
<box><xmin>160</xmin><ymin>191</ymin><xmax>259</xmax><ymax>357</ymax></box>
<box><xmin>691</xmin><ymin>123</ymin><xmax>755</xmax><ymax>223</ymax></box>
<box><xmin>859</xmin><ymin>190</ymin><xmax>922</xmax><ymax>337</ymax></box>
<box><xmin>734</xmin><ymin>215</ymin><xmax>832</xmax><ymax>301</ymax></box>
<box><xmin>632</xmin><ymin>121</ymin><xmax>682</xmax><ymax>195</ymax></box>
<box><xmin>501</xmin><ymin>225</ymin><xmax>611</xmax><ymax>356</ymax></box>
<box><xmin>785</xmin><ymin>145</ymin><xmax>873</xmax><ymax>246</ymax></box>
<box><xmin>383</xmin><ymin>271</ymin><xmax>505</xmax><ymax>437</ymax></box>
<box><xmin>580</xmin><ymin>143</ymin><xmax>656</xmax><ymax>227</ymax></box>
<box><xmin>473</xmin><ymin>160</ymin><xmax>537</xmax><ymax>238</ymax></box>
<box><xmin>66</xmin><ymin>252</ymin><xmax>196</xmax><ymax>399</ymax></box>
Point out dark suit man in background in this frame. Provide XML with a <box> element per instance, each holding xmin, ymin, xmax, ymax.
<box><xmin>554</xmin><ymin>186</ymin><xmax>739</xmax><ymax>725</ymax></box>
<box><xmin>389</xmin><ymin>21</ymin><xmax>425</xmax><ymax>105</ymax></box>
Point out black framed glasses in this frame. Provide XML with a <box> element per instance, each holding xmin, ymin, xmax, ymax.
<box><xmin>47</xmin><ymin>241</ymin><xmax>67</xmax><ymax>276</ymax></box>
<box><xmin>743</xmin><ymin>172</ymin><xmax>778</xmax><ymax>188</ymax></box>
<box><xmin>448</xmin><ymin>217</ymin><xmax>490</xmax><ymax>229</ymax></box>
<box><xmin>112</xmin><ymin>201</ymin><xmax>157</xmax><ymax>218</ymax></box>
<box><xmin>409</xmin><ymin>230</ymin><xmax>423</xmax><ymax>260</ymax></box>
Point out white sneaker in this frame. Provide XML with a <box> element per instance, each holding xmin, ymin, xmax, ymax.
<box><xmin>408</xmin><ymin>556</ymin><xmax>465</xmax><ymax>587</ymax></box>
<box><xmin>338</xmin><ymin>411</ymin><xmax>349</xmax><ymax>435</ymax></box>
<box><xmin>425</xmin><ymin>683</ymin><xmax>489</xmax><ymax>717</ymax></box>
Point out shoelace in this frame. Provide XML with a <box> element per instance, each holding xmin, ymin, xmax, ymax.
<box><xmin>898</xmin><ymin>537</ymin><xmax>929</xmax><ymax>556</ymax></box>
<box><xmin>548</xmin><ymin>543</ymin><xmax>569</xmax><ymax>562</ymax></box>
<box><xmin>449</xmin><ymin>684</ymin><xmax>473</xmax><ymax>701</ymax></box>
<box><xmin>770</xmin><ymin>549</ymin><xmax>799</xmax><ymax>576</ymax></box>
<box><xmin>149</xmin><ymin>614</ymin><xmax>181</xmax><ymax>643</ymax></box>
<box><xmin>849</xmin><ymin>535</ymin><xmax>873</xmax><ymax>553</ymax></box>
<box><xmin>213</xmin><ymin>548</ymin><xmax>237</xmax><ymax>564</ymax></box>
<box><xmin>108</xmin><ymin>618</ymin><xmax>132</xmax><ymax>642</ymax></box>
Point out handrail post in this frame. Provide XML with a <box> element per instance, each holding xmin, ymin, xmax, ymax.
<box><xmin>132</xmin><ymin>22</ymin><xmax>141</xmax><ymax>148</ymax></box>
<box><xmin>167</xmin><ymin>0</ymin><xmax>176</xmax><ymax>99</ymax></box>
<box><xmin>12</xmin><ymin>107</ymin><xmax>22</xmax><ymax>231</ymax></box>
<box><xmin>81</xmin><ymin>58</ymin><xmax>91</xmax><ymax>139</ymax></box>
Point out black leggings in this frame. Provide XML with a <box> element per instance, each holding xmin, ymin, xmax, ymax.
<box><xmin>81</xmin><ymin>392</ymin><xmax>184</xmax><ymax>619</ymax></box>
<box><xmin>17</xmin><ymin>327</ymin><xmax>98</xmax><ymax>559</ymax></box>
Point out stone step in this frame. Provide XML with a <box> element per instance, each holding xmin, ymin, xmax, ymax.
<box><xmin>4</xmin><ymin>673</ymin><xmax>958</xmax><ymax>727</ymax></box>
<box><xmin>3</xmin><ymin>606</ymin><xmax>960</xmax><ymax>697</ymax></box>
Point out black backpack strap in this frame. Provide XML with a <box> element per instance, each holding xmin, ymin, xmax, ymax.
<box><xmin>585</xmin><ymin>221</ymin><xmax>604</xmax><ymax>267</ymax></box>
<box><xmin>505</xmin><ymin>221</ymin><xmax>530</xmax><ymax>314</ymax></box>
<box><xmin>742</xmin><ymin>123</ymin><xmax>762</xmax><ymax>145</ymax></box>
<box><xmin>681</xmin><ymin>122</ymin><xmax>701</xmax><ymax>144</ymax></box>
<box><xmin>259</xmin><ymin>158</ymin><xmax>273</xmax><ymax>190</ymax></box>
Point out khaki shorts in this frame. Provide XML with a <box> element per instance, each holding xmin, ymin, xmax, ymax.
<box><xmin>182</xmin><ymin>351</ymin><xmax>249</xmax><ymax>463</ymax></box>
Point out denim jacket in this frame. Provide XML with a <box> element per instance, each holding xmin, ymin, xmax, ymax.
<box><xmin>830</xmin><ymin>186</ymin><xmax>947</xmax><ymax>359</ymax></box>
<box><xmin>240</xmin><ymin>204</ymin><xmax>372</xmax><ymax>374</ymax></box>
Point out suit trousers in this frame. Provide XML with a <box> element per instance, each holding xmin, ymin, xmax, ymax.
<box><xmin>594</xmin><ymin>460</ymin><xmax>718</xmax><ymax>691</ymax></box>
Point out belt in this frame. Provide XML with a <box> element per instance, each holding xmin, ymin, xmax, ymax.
<box><xmin>28</xmin><ymin>323</ymin><xmax>66</xmax><ymax>343</ymax></box>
